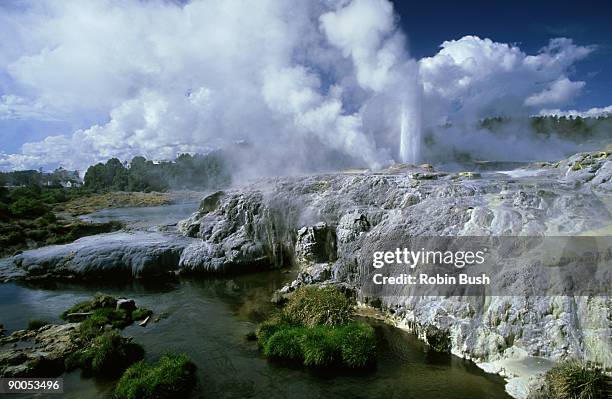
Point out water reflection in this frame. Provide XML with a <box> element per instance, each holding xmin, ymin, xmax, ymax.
<box><xmin>0</xmin><ymin>270</ymin><xmax>510</xmax><ymax>399</ymax></box>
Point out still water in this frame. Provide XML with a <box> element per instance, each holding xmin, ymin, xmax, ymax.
<box><xmin>0</xmin><ymin>272</ymin><xmax>511</xmax><ymax>399</ymax></box>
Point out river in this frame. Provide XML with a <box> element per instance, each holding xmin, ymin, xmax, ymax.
<box><xmin>0</xmin><ymin>204</ymin><xmax>511</xmax><ymax>398</ymax></box>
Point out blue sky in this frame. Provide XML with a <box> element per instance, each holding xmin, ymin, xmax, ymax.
<box><xmin>0</xmin><ymin>0</ymin><xmax>610</xmax><ymax>172</ymax></box>
<box><xmin>392</xmin><ymin>0</ymin><xmax>612</xmax><ymax>109</ymax></box>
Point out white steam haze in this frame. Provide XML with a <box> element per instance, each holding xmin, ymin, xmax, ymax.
<box><xmin>0</xmin><ymin>0</ymin><xmax>603</xmax><ymax>175</ymax></box>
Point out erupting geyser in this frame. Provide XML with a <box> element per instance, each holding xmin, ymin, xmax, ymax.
<box><xmin>398</xmin><ymin>79</ymin><xmax>423</xmax><ymax>165</ymax></box>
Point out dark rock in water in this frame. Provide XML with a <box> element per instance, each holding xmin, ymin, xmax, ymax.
<box><xmin>116</xmin><ymin>299</ymin><xmax>136</xmax><ymax>312</ymax></box>
<box><xmin>423</xmin><ymin>325</ymin><xmax>451</xmax><ymax>353</ymax></box>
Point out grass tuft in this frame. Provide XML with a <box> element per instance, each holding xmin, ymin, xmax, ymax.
<box><xmin>541</xmin><ymin>360</ymin><xmax>610</xmax><ymax>399</ymax></box>
<box><xmin>282</xmin><ymin>286</ymin><xmax>354</xmax><ymax>327</ymax></box>
<box><xmin>114</xmin><ymin>353</ymin><xmax>197</xmax><ymax>399</ymax></box>
<box><xmin>257</xmin><ymin>285</ymin><xmax>376</xmax><ymax>369</ymax></box>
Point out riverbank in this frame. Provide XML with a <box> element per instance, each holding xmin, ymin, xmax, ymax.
<box><xmin>355</xmin><ymin>302</ymin><xmax>555</xmax><ymax>399</ymax></box>
<box><xmin>0</xmin><ymin>190</ymin><xmax>204</xmax><ymax>258</ymax></box>
<box><xmin>55</xmin><ymin>190</ymin><xmax>204</xmax><ymax>217</ymax></box>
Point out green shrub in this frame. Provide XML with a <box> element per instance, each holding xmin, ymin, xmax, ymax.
<box><xmin>9</xmin><ymin>197</ymin><xmax>48</xmax><ymax>218</ymax></box>
<box><xmin>0</xmin><ymin>202</ymin><xmax>10</xmax><ymax>220</ymax></box>
<box><xmin>282</xmin><ymin>286</ymin><xmax>354</xmax><ymax>327</ymax></box>
<box><xmin>65</xmin><ymin>330</ymin><xmax>144</xmax><ymax>376</ymax></box>
<box><xmin>36</xmin><ymin>212</ymin><xmax>57</xmax><ymax>225</ymax></box>
<box><xmin>337</xmin><ymin>322</ymin><xmax>377</xmax><ymax>368</ymax></box>
<box><xmin>255</xmin><ymin>314</ymin><xmax>288</xmax><ymax>343</ymax></box>
<box><xmin>259</xmin><ymin>322</ymin><xmax>375</xmax><ymax>368</ymax></box>
<box><xmin>26</xmin><ymin>229</ymin><xmax>48</xmax><ymax>241</ymax></box>
<box><xmin>300</xmin><ymin>326</ymin><xmax>338</xmax><ymax>367</ymax></box>
<box><xmin>27</xmin><ymin>319</ymin><xmax>49</xmax><ymax>331</ymax></box>
<box><xmin>114</xmin><ymin>353</ymin><xmax>197</xmax><ymax>399</ymax></box>
<box><xmin>263</xmin><ymin>327</ymin><xmax>304</xmax><ymax>361</ymax></box>
<box><xmin>542</xmin><ymin>360</ymin><xmax>609</xmax><ymax>399</ymax></box>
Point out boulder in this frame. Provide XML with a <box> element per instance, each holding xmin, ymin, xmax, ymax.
<box><xmin>116</xmin><ymin>298</ymin><xmax>136</xmax><ymax>312</ymax></box>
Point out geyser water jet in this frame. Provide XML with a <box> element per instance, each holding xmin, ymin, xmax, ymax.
<box><xmin>399</xmin><ymin>94</ymin><xmax>422</xmax><ymax>164</ymax></box>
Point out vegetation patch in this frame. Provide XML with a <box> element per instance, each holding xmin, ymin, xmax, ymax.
<box><xmin>56</xmin><ymin>191</ymin><xmax>173</xmax><ymax>216</ymax></box>
<box><xmin>282</xmin><ymin>285</ymin><xmax>354</xmax><ymax>327</ymax></box>
<box><xmin>114</xmin><ymin>353</ymin><xmax>197</xmax><ymax>399</ymax></box>
<box><xmin>60</xmin><ymin>294</ymin><xmax>152</xmax><ymax>340</ymax></box>
<box><xmin>65</xmin><ymin>330</ymin><xmax>144</xmax><ymax>376</ymax></box>
<box><xmin>533</xmin><ymin>360</ymin><xmax>611</xmax><ymax>399</ymax></box>
<box><xmin>0</xmin><ymin>185</ymin><xmax>121</xmax><ymax>257</ymax></box>
<box><xmin>256</xmin><ymin>285</ymin><xmax>376</xmax><ymax>369</ymax></box>
<box><xmin>59</xmin><ymin>294</ymin><xmax>153</xmax><ymax>377</ymax></box>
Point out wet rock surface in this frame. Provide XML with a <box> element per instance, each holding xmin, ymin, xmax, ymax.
<box><xmin>0</xmin><ymin>323</ymin><xmax>81</xmax><ymax>378</ymax></box>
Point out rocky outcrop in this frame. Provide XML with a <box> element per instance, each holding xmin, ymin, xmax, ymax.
<box><xmin>0</xmin><ymin>231</ymin><xmax>195</xmax><ymax>281</ymax></box>
<box><xmin>177</xmin><ymin>190</ymin><xmax>293</xmax><ymax>273</ymax></box>
<box><xmin>0</xmin><ymin>323</ymin><xmax>81</xmax><ymax>377</ymax></box>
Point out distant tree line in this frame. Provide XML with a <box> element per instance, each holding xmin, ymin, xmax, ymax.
<box><xmin>480</xmin><ymin>115</ymin><xmax>612</xmax><ymax>139</ymax></box>
<box><xmin>83</xmin><ymin>152</ymin><xmax>231</xmax><ymax>192</ymax></box>
<box><xmin>0</xmin><ymin>167</ymin><xmax>81</xmax><ymax>188</ymax></box>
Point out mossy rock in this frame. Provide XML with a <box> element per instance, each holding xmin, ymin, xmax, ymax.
<box><xmin>61</xmin><ymin>294</ymin><xmax>152</xmax><ymax>340</ymax></box>
<box><xmin>65</xmin><ymin>330</ymin><xmax>144</xmax><ymax>376</ymax></box>
<box><xmin>61</xmin><ymin>294</ymin><xmax>117</xmax><ymax>320</ymax></box>
<box><xmin>424</xmin><ymin>325</ymin><xmax>451</xmax><ymax>353</ymax></box>
<box><xmin>114</xmin><ymin>353</ymin><xmax>197</xmax><ymax>399</ymax></box>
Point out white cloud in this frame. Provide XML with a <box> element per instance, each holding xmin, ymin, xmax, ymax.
<box><xmin>419</xmin><ymin>36</ymin><xmax>594</xmax><ymax>122</ymax></box>
<box><xmin>524</xmin><ymin>77</ymin><xmax>585</xmax><ymax>106</ymax></box>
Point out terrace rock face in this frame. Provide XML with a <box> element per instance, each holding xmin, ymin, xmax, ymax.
<box><xmin>176</xmin><ymin>150</ymin><xmax>611</xmax><ymax>396</ymax></box>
